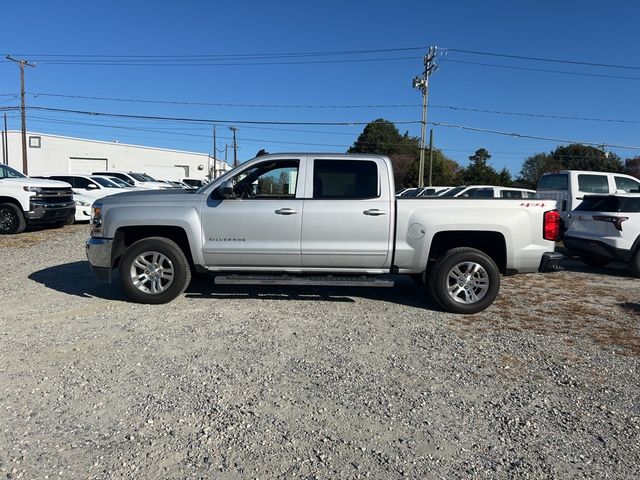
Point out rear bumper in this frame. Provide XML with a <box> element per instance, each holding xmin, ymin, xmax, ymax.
<box><xmin>563</xmin><ymin>236</ymin><xmax>632</xmax><ymax>262</ymax></box>
<box><xmin>86</xmin><ymin>237</ymin><xmax>114</xmax><ymax>283</ymax></box>
<box><xmin>538</xmin><ymin>251</ymin><xmax>564</xmax><ymax>272</ymax></box>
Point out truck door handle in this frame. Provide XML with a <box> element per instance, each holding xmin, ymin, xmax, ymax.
<box><xmin>363</xmin><ymin>209</ymin><xmax>388</xmax><ymax>216</ymax></box>
<box><xmin>275</xmin><ymin>208</ymin><xmax>299</xmax><ymax>215</ymax></box>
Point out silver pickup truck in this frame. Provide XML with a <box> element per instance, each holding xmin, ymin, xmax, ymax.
<box><xmin>86</xmin><ymin>153</ymin><xmax>562</xmax><ymax>314</ymax></box>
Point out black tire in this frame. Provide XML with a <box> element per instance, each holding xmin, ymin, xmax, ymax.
<box><xmin>65</xmin><ymin>213</ymin><xmax>76</xmax><ymax>225</ymax></box>
<box><xmin>580</xmin><ymin>256</ymin><xmax>611</xmax><ymax>268</ymax></box>
<box><xmin>428</xmin><ymin>247</ymin><xmax>500</xmax><ymax>314</ymax></box>
<box><xmin>0</xmin><ymin>203</ymin><xmax>26</xmax><ymax>235</ymax></box>
<box><xmin>409</xmin><ymin>272</ymin><xmax>426</xmax><ymax>285</ymax></box>
<box><xmin>118</xmin><ymin>237</ymin><xmax>192</xmax><ymax>304</ymax></box>
<box><xmin>630</xmin><ymin>249</ymin><xmax>640</xmax><ymax>278</ymax></box>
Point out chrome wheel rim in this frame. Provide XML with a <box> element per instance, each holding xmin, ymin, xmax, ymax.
<box><xmin>446</xmin><ymin>261</ymin><xmax>489</xmax><ymax>304</ymax></box>
<box><xmin>129</xmin><ymin>251</ymin><xmax>175</xmax><ymax>294</ymax></box>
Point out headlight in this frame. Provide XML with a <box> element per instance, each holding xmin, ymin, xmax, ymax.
<box><xmin>91</xmin><ymin>203</ymin><xmax>103</xmax><ymax>235</ymax></box>
<box><xmin>75</xmin><ymin>200</ymin><xmax>92</xmax><ymax>207</ymax></box>
<box><xmin>23</xmin><ymin>186</ymin><xmax>44</xmax><ymax>193</ymax></box>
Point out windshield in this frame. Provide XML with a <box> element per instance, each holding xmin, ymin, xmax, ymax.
<box><xmin>0</xmin><ymin>164</ymin><xmax>27</xmax><ymax>179</ymax></box>
<box><xmin>440</xmin><ymin>186</ymin><xmax>466</xmax><ymax>197</ymax></box>
<box><xmin>128</xmin><ymin>173</ymin><xmax>149</xmax><ymax>182</ymax></box>
<box><xmin>402</xmin><ymin>189</ymin><xmax>421</xmax><ymax>198</ymax></box>
<box><xmin>91</xmin><ymin>176</ymin><xmax>118</xmax><ymax>188</ymax></box>
<box><xmin>107</xmin><ymin>177</ymin><xmax>131</xmax><ymax>187</ymax></box>
<box><xmin>140</xmin><ymin>173</ymin><xmax>158</xmax><ymax>182</ymax></box>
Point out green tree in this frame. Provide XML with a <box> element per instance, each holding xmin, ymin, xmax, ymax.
<box><xmin>347</xmin><ymin>118</ymin><xmax>458</xmax><ymax>189</ymax></box>
<box><xmin>518</xmin><ymin>144</ymin><xmax>625</xmax><ymax>188</ymax></box>
<box><xmin>551</xmin><ymin>144</ymin><xmax>623</xmax><ymax>172</ymax></box>
<box><xmin>517</xmin><ymin>152</ymin><xmax>561</xmax><ymax>189</ymax></box>
<box><xmin>403</xmin><ymin>148</ymin><xmax>460</xmax><ymax>187</ymax></box>
<box><xmin>623</xmin><ymin>156</ymin><xmax>640</xmax><ymax>179</ymax></box>
<box><xmin>458</xmin><ymin>148</ymin><xmax>511</xmax><ymax>186</ymax></box>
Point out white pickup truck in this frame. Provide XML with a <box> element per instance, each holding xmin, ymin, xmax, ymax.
<box><xmin>86</xmin><ymin>153</ymin><xmax>562</xmax><ymax>314</ymax></box>
<box><xmin>0</xmin><ymin>164</ymin><xmax>76</xmax><ymax>234</ymax></box>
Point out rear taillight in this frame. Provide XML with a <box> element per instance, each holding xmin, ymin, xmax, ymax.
<box><xmin>593</xmin><ymin>215</ymin><xmax>628</xmax><ymax>231</ymax></box>
<box><xmin>543</xmin><ymin>210</ymin><xmax>561</xmax><ymax>241</ymax></box>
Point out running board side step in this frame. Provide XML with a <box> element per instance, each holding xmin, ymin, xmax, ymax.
<box><xmin>214</xmin><ymin>274</ymin><xmax>394</xmax><ymax>287</ymax></box>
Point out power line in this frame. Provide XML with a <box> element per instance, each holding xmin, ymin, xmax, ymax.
<box><xmin>6</xmin><ymin>46</ymin><xmax>427</xmax><ymax>59</ymax></box>
<box><xmin>25</xmin><ymin>106</ymin><xmax>422</xmax><ymax>126</ymax></box>
<box><xmin>12</xmin><ymin>112</ymin><xmax>640</xmax><ymax>158</ymax></box>
<box><xmin>444</xmin><ymin>48</ymin><xmax>640</xmax><ymax>71</ymax></box>
<box><xmin>26</xmin><ymin>92</ymin><xmax>640</xmax><ymax>124</ymax></box>
<box><xmin>440</xmin><ymin>58</ymin><xmax>640</xmax><ymax>81</ymax></box>
<box><xmin>21</xmin><ymin>56</ymin><xmax>421</xmax><ymax>67</ymax></box>
<box><xmin>430</xmin><ymin>121</ymin><xmax>640</xmax><ymax>150</ymax></box>
<box><xmin>18</xmin><ymin>106</ymin><xmax>640</xmax><ymax>151</ymax></box>
<box><xmin>30</xmin><ymin>92</ymin><xmax>421</xmax><ymax>109</ymax></box>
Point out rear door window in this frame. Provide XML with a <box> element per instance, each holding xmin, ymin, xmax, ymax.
<box><xmin>578</xmin><ymin>174</ymin><xmax>609</xmax><ymax>194</ymax></box>
<box><xmin>313</xmin><ymin>160</ymin><xmax>378</xmax><ymax>199</ymax></box>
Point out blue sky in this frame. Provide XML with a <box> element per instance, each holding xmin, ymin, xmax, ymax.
<box><xmin>1</xmin><ymin>0</ymin><xmax>639</xmax><ymax>176</ymax></box>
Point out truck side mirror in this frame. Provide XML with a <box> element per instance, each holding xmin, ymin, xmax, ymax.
<box><xmin>218</xmin><ymin>180</ymin><xmax>235</xmax><ymax>199</ymax></box>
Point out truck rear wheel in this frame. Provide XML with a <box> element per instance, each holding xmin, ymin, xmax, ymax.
<box><xmin>428</xmin><ymin>247</ymin><xmax>500</xmax><ymax>314</ymax></box>
<box><xmin>0</xmin><ymin>203</ymin><xmax>26</xmax><ymax>235</ymax></box>
<box><xmin>118</xmin><ymin>237</ymin><xmax>192</xmax><ymax>304</ymax></box>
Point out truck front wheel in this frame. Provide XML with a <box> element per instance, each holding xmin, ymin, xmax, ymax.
<box><xmin>0</xmin><ymin>203</ymin><xmax>26</xmax><ymax>235</ymax></box>
<box><xmin>428</xmin><ymin>247</ymin><xmax>500</xmax><ymax>314</ymax></box>
<box><xmin>118</xmin><ymin>237</ymin><xmax>192</xmax><ymax>304</ymax></box>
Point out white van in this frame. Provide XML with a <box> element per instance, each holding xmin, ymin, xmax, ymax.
<box><xmin>536</xmin><ymin>170</ymin><xmax>640</xmax><ymax>220</ymax></box>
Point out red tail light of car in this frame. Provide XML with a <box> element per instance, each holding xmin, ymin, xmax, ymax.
<box><xmin>543</xmin><ymin>210</ymin><xmax>561</xmax><ymax>241</ymax></box>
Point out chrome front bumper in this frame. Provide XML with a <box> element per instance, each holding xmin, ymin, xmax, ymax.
<box><xmin>86</xmin><ymin>237</ymin><xmax>114</xmax><ymax>282</ymax></box>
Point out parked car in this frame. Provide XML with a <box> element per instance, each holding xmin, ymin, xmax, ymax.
<box><xmin>182</xmin><ymin>178</ymin><xmax>207</xmax><ymax>189</ymax></box>
<box><xmin>437</xmin><ymin>185</ymin><xmax>536</xmax><ymax>199</ymax></box>
<box><xmin>91</xmin><ymin>171</ymin><xmax>174</xmax><ymax>190</ymax></box>
<box><xmin>73</xmin><ymin>193</ymin><xmax>94</xmax><ymax>223</ymax></box>
<box><xmin>417</xmin><ymin>186</ymin><xmax>454</xmax><ymax>197</ymax></box>
<box><xmin>0</xmin><ymin>164</ymin><xmax>75</xmax><ymax>234</ymax></box>
<box><xmin>94</xmin><ymin>175</ymin><xmax>138</xmax><ymax>189</ymax></box>
<box><xmin>396</xmin><ymin>187</ymin><xmax>418</xmax><ymax>197</ymax></box>
<box><xmin>38</xmin><ymin>174</ymin><xmax>136</xmax><ymax>200</ymax></box>
<box><xmin>86</xmin><ymin>153</ymin><xmax>561</xmax><ymax>314</ymax></box>
<box><xmin>563</xmin><ymin>193</ymin><xmax>640</xmax><ymax>275</ymax></box>
<box><xmin>536</xmin><ymin>170</ymin><xmax>640</xmax><ymax>221</ymax></box>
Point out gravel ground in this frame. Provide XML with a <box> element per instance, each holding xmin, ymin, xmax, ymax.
<box><xmin>0</xmin><ymin>225</ymin><xmax>639</xmax><ymax>479</ymax></box>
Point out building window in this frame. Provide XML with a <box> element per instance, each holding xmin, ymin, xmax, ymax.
<box><xmin>29</xmin><ymin>136</ymin><xmax>41</xmax><ymax>148</ymax></box>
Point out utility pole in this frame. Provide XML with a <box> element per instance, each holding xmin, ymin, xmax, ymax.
<box><xmin>229</xmin><ymin>126</ymin><xmax>238</xmax><ymax>168</ymax></box>
<box><xmin>224</xmin><ymin>144</ymin><xmax>228</xmax><ymax>165</ymax></box>
<box><xmin>211</xmin><ymin>125</ymin><xmax>217</xmax><ymax>179</ymax></box>
<box><xmin>412</xmin><ymin>46</ymin><xmax>438</xmax><ymax>188</ymax></box>
<box><xmin>2</xmin><ymin>113</ymin><xmax>8</xmax><ymax>165</ymax></box>
<box><xmin>428</xmin><ymin>129</ymin><xmax>434</xmax><ymax>187</ymax></box>
<box><xmin>6</xmin><ymin>55</ymin><xmax>35</xmax><ymax>175</ymax></box>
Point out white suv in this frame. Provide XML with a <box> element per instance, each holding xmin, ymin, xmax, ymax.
<box><xmin>563</xmin><ymin>193</ymin><xmax>640</xmax><ymax>276</ymax></box>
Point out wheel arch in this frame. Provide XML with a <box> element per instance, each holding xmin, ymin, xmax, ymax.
<box><xmin>112</xmin><ymin>226</ymin><xmax>197</xmax><ymax>271</ymax></box>
<box><xmin>427</xmin><ymin>230</ymin><xmax>507</xmax><ymax>274</ymax></box>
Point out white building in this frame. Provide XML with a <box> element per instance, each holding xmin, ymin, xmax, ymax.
<box><xmin>1</xmin><ymin>130</ymin><xmax>230</xmax><ymax>181</ymax></box>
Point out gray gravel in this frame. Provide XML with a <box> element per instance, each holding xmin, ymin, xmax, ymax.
<box><xmin>0</xmin><ymin>225</ymin><xmax>639</xmax><ymax>479</ymax></box>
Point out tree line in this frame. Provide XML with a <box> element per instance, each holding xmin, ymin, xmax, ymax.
<box><xmin>347</xmin><ymin>118</ymin><xmax>640</xmax><ymax>189</ymax></box>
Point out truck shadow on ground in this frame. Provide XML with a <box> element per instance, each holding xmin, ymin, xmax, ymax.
<box><xmin>560</xmin><ymin>258</ymin><xmax>632</xmax><ymax>278</ymax></box>
<box><xmin>29</xmin><ymin>262</ymin><xmax>440</xmax><ymax>311</ymax></box>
